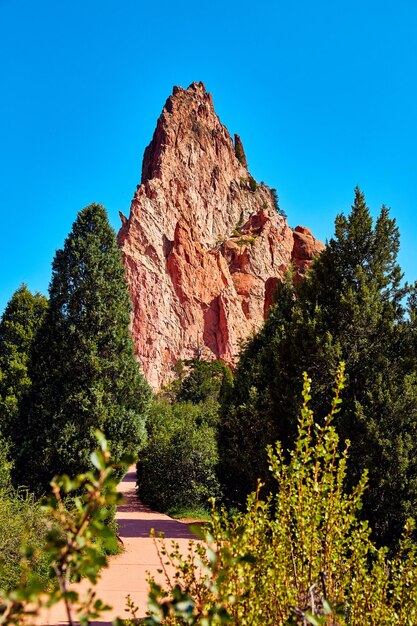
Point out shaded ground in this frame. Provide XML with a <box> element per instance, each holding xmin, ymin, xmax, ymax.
<box><xmin>39</xmin><ymin>468</ymin><xmax>198</xmax><ymax>625</ymax></box>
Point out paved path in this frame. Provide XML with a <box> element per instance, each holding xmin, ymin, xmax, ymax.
<box><xmin>39</xmin><ymin>467</ymin><xmax>197</xmax><ymax>625</ymax></box>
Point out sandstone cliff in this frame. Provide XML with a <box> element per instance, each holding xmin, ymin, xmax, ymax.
<box><xmin>118</xmin><ymin>82</ymin><xmax>324</xmax><ymax>388</ymax></box>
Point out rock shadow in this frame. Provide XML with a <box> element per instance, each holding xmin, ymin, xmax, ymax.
<box><xmin>203</xmin><ymin>297</ymin><xmax>220</xmax><ymax>356</ymax></box>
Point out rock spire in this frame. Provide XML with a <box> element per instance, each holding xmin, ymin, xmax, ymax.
<box><xmin>118</xmin><ymin>82</ymin><xmax>324</xmax><ymax>388</ymax></box>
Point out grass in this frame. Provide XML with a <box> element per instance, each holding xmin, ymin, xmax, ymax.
<box><xmin>166</xmin><ymin>505</ymin><xmax>211</xmax><ymax>521</ymax></box>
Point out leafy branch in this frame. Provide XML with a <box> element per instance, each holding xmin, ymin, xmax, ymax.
<box><xmin>0</xmin><ymin>431</ymin><xmax>133</xmax><ymax>626</ymax></box>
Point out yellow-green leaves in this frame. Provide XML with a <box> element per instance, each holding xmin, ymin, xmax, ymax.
<box><xmin>142</xmin><ymin>369</ymin><xmax>417</xmax><ymax>625</ymax></box>
<box><xmin>0</xmin><ymin>433</ymin><xmax>129</xmax><ymax>625</ymax></box>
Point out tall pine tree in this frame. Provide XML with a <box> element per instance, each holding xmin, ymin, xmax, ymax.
<box><xmin>219</xmin><ymin>188</ymin><xmax>417</xmax><ymax>547</ymax></box>
<box><xmin>0</xmin><ymin>285</ymin><xmax>47</xmax><ymax>446</ymax></box>
<box><xmin>16</xmin><ymin>204</ymin><xmax>151</xmax><ymax>493</ymax></box>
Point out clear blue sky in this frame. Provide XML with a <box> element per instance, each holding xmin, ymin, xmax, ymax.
<box><xmin>1</xmin><ymin>0</ymin><xmax>416</xmax><ymax>314</ymax></box>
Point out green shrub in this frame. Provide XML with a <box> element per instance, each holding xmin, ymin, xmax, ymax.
<box><xmin>234</xmin><ymin>134</ymin><xmax>247</xmax><ymax>169</ymax></box>
<box><xmin>138</xmin><ymin>399</ymin><xmax>221</xmax><ymax>514</ymax></box>
<box><xmin>143</xmin><ymin>366</ymin><xmax>417</xmax><ymax>625</ymax></box>
<box><xmin>248</xmin><ymin>175</ymin><xmax>257</xmax><ymax>192</ymax></box>
<box><xmin>0</xmin><ymin>486</ymin><xmax>50</xmax><ymax>592</ymax></box>
<box><xmin>239</xmin><ymin>176</ymin><xmax>258</xmax><ymax>192</ymax></box>
<box><xmin>0</xmin><ymin>438</ymin><xmax>50</xmax><ymax>591</ymax></box>
<box><xmin>0</xmin><ymin>438</ymin><xmax>12</xmax><ymax>492</ymax></box>
<box><xmin>270</xmin><ymin>187</ymin><xmax>279</xmax><ymax>211</ymax></box>
<box><xmin>237</xmin><ymin>236</ymin><xmax>257</xmax><ymax>252</ymax></box>
<box><xmin>0</xmin><ymin>432</ymin><xmax>130</xmax><ymax>625</ymax></box>
<box><xmin>176</xmin><ymin>359</ymin><xmax>232</xmax><ymax>407</ymax></box>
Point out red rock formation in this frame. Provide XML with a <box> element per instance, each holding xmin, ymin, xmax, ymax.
<box><xmin>118</xmin><ymin>82</ymin><xmax>324</xmax><ymax>388</ymax></box>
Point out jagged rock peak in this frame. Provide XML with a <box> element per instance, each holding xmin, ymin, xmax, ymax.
<box><xmin>140</xmin><ymin>81</ymin><xmax>247</xmax><ymax>201</ymax></box>
<box><xmin>142</xmin><ymin>82</ymin><xmax>216</xmax><ymax>183</ymax></box>
<box><xmin>118</xmin><ymin>82</ymin><xmax>324</xmax><ymax>388</ymax></box>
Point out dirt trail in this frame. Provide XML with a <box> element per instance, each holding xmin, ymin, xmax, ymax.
<box><xmin>40</xmin><ymin>467</ymin><xmax>197</xmax><ymax>625</ymax></box>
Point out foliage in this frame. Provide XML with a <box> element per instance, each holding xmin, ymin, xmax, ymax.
<box><xmin>0</xmin><ymin>432</ymin><xmax>130</xmax><ymax>626</ymax></box>
<box><xmin>239</xmin><ymin>176</ymin><xmax>258</xmax><ymax>192</ymax></box>
<box><xmin>142</xmin><ymin>359</ymin><xmax>231</xmax><ymax>514</ymax></box>
<box><xmin>175</xmin><ymin>359</ymin><xmax>233</xmax><ymax>407</ymax></box>
<box><xmin>15</xmin><ymin>204</ymin><xmax>151</xmax><ymax>494</ymax></box>
<box><xmin>248</xmin><ymin>175</ymin><xmax>257</xmax><ymax>192</ymax></box>
<box><xmin>0</xmin><ymin>439</ymin><xmax>12</xmax><ymax>492</ymax></box>
<box><xmin>234</xmin><ymin>135</ymin><xmax>247</xmax><ymax>169</ymax></box>
<box><xmin>2</xmin><ymin>371</ymin><xmax>417</xmax><ymax>625</ymax></box>
<box><xmin>219</xmin><ymin>187</ymin><xmax>417</xmax><ymax>547</ymax></box>
<box><xmin>237</xmin><ymin>236</ymin><xmax>256</xmax><ymax>252</ymax></box>
<box><xmin>168</xmin><ymin>507</ymin><xmax>211</xmax><ymax>521</ymax></box>
<box><xmin>0</xmin><ymin>437</ymin><xmax>50</xmax><ymax>592</ymax></box>
<box><xmin>142</xmin><ymin>366</ymin><xmax>417</xmax><ymax>625</ymax></box>
<box><xmin>0</xmin><ymin>285</ymin><xmax>47</xmax><ymax>445</ymax></box>
<box><xmin>137</xmin><ymin>398</ymin><xmax>221</xmax><ymax>515</ymax></box>
<box><xmin>0</xmin><ymin>488</ymin><xmax>50</xmax><ymax>594</ymax></box>
<box><xmin>270</xmin><ymin>187</ymin><xmax>287</xmax><ymax>217</ymax></box>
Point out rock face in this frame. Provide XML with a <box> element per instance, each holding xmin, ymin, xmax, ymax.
<box><xmin>118</xmin><ymin>82</ymin><xmax>324</xmax><ymax>388</ymax></box>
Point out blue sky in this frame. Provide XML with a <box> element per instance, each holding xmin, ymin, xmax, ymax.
<box><xmin>1</xmin><ymin>0</ymin><xmax>416</xmax><ymax>313</ymax></box>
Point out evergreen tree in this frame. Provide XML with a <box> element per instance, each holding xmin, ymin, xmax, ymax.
<box><xmin>16</xmin><ymin>204</ymin><xmax>151</xmax><ymax>493</ymax></box>
<box><xmin>176</xmin><ymin>359</ymin><xmax>233</xmax><ymax>407</ymax></box>
<box><xmin>219</xmin><ymin>188</ymin><xmax>417</xmax><ymax>546</ymax></box>
<box><xmin>0</xmin><ymin>285</ymin><xmax>47</xmax><ymax>445</ymax></box>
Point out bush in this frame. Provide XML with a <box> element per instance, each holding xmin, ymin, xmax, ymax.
<box><xmin>239</xmin><ymin>176</ymin><xmax>258</xmax><ymax>192</ymax></box>
<box><xmin>0</xmin><ymin>440</ymin><xmax>50</xmax><ymax>591</ymax></box>
<box><xmin>0</xmin><ymin>487</ymin><xmax>50</xmax><ymax>591</ymax></box>
<box><xmin>144</xmin><ymin>366</ymin><xmax>417</xmax><ymax>625</ymax></box>
<box><xmin>176</xmin><ymin>359</ymin><xmax>233</xmax><ymax>407</ymax></box>
<box><xmin>234</xmin><ymin>134</ymin><xmax>247</xmax><ymax>169</ymax></box>
<box><xmin>248</xmin><ymin>175</ymin><xmax>257</xmax><ymax>192</ymax></box>
<box><xmin>137</xmin><ymin>399</ymin><xmax>221</xmax><ymax>514</ymax></box>
<box><xmin>0</xmin><ymin>432</ymin><xmax>130</xmax><ymax>625</ymax></box>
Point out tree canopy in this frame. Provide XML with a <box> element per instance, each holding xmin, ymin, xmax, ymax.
<box><xmin>0</xmin><ymin>285</ymin><xmax>47</xmax><ymax>445</ymax></box>
<box><xmin>15</xmin><ymin>203</ymin><xmax>151</xmax><ymax>493</ymax></box>
<box><xmin>219</xmin><ymin>188</ymin><xmax>417</xmax><ymax>547</ymax></box>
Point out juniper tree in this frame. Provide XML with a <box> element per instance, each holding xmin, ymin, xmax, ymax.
<box><xmin>176</xmin><ymin>359</ymin><xmax>233</xmax><ymax>407</ymax></box>
<box><xmin>0</xmin><ymin>285</ymin><xmax>47</xmax><ymax>446</ymax></box>
<box><xmin>219</xmin><ymin>188</ymin><xmax>417</xmax><ymax>547</ymax></box>
<box><xmin>16</xmin><ymin>204</ymin><xmax>151</xmax><ymax>493</ymax></box>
